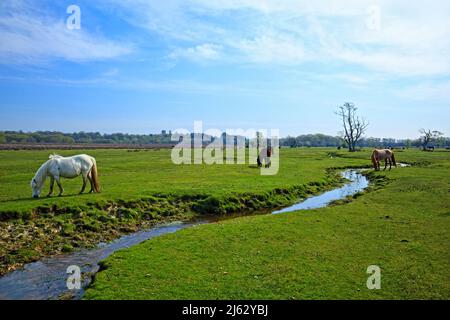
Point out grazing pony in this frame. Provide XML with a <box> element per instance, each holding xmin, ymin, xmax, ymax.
<box><xmin>31</xmin><ymin>154</ymin><xmax>100</xmax><ymax>198</ymax></box>
<box><xmin>257</xmin><ymin>147</ymin><xmax>273</xmax><ymax>168</ymax></box>
<box><xmin>371</xmin><ymin>149</ymin><xmax>397</xmax><ymax>171</ymax></box>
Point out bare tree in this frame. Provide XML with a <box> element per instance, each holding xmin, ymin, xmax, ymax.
<box><xmin>336</xmin><ymin>102</ymin><xmax>369</xmax><ymax>152</ymax></box>
<box><xmin>419</xmin><ymin>129</ymin><xmax>443</xmax><ymax>150</ymax></box>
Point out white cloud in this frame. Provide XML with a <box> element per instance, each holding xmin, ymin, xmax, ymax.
<box><xmin>0</xmin><ymin>0</ymin><xmax>132</xmax><ymax>65</ymax></box>
<box><xmin>169</xmin><ymin>43</ymin><xmax>222</xmax><ymax>62</ymax></box>
<box><xmin>104</xmin><ymin>0</ymin><xmax>450</xmax><ymax>77</ymax></box>
<box><xmin>231</xmin><ymin>33</ymin><xmax>305</xmax><ymax>64</ymax></box>
<box><xmin>315</xmin><ymin>73</ymin><xmax>371</xmax><ymax>86</ymax></box>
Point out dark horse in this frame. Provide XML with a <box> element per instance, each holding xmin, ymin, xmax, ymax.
<box><xmin>257</xmin><ymin>147</ymin><xmax>273</xmax><ymax>168</ymax></box>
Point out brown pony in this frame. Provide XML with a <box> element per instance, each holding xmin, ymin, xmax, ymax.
<box><xmin>371</xmin><ymin>149</ymin><xmax>397</xmax><ymax>171</ymax></box>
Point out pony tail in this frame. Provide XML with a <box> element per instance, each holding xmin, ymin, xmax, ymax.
<box><xmin>391</xmin><ymin>153</ymin><xmax>397</xmax><ymax>167</ymax></box>
<box><xmin>371</xmin><ymin>150</ymin><xmax>377</xmax><ymax>169</ymax></box>
<box><xmin>90</xmin><ymin>158</ymin><xmax>101</xmax><ymax>193</ymax></box>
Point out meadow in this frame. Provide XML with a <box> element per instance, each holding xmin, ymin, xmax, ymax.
<box><xmin>0</xmin><ymin>148</ymin><xmax>360</xmax><ymax>274</ymax></box>
<box><xmin>0</xmin><ymin>148</ymin><xmax>449</xmax><ymax>300</ymax></box>
<box><xmin>83</xmin><ymin>148</ymin><xmax>449</xmax><ymax>300</ymax></box>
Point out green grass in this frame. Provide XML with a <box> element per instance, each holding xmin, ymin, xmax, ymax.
<box><xmin>0</xmin><ymin>148</ymin><xmax>363</xmax><ymax>274</ymax></box>
<box><xmin>83</xmin><ymin>149</ymin><xmax>450</xmax><ymax>300</ymax></box>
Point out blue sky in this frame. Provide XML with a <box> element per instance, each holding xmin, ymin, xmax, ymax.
<box><xmin>0</xmin><ymin>0</ymin><xmax>449</xmax><ymax>139</ymax></box>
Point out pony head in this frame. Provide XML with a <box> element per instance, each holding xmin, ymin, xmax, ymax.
<box><xmin>31</xmin><ymin>177</ymin><xmax>41</xmax><ymax>198</ymax></box>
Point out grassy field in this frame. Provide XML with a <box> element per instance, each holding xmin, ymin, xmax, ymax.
<box><xmin>83</xmin><ymin>149</ymin><xmax>450</xmax><ymax>300</ymax></box>
<box><xmin>0</xmin><ymin>148</ymin><xmax>363</xmax><ymax>274</ymax></box>
<box><xmin>0</xmin><ymin>148</ymin><xmax>366</xmax><ymax>213</ymax></box>
<box><xmin>1</xmin><ymin>148</ymin><xmax>449</xmax><ymax>299</ymax></box>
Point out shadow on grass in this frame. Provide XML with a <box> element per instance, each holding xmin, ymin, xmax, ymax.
<box><xmin>0</xmin><ymin>193</ymin><xmax>96</xmax><ymax>204</ymax></box>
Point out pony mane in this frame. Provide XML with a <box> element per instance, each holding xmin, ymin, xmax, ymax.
<box><xmin>32</xmin><ymin>160</ymin><xmax>50</xmax><ymax>188</ymax></box>
<box><xmin>49</xmin><ymin>154</ymin><xmax>62</xmax><ymax>160</ymax></box>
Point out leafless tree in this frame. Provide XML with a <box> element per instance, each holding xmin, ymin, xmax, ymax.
<box><xmin>419</xmin><ymin>129</ymin><xmax>443</xmax><ymax>150</ymax></box>
<box><xmin>336</xmin><ymin>102</ymin><xmax>369</xmax><ymax>152</ymax></box>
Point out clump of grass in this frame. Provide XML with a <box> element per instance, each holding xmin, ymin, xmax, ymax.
<box><xmin>61</xmin><ymin>244</ymin><xmax>74</xmax><ymax>253</ymax></box>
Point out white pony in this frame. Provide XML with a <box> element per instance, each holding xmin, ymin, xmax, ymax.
<box><xmin>31</xmin><ymin>154</ymin><xmax>100</xmax><ymax>198</ymax></box>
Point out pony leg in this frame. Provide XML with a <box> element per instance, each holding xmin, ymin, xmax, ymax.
<box><xmin>389</xmin><ymin>158</ymin><xmax>392</xmax><ymax>171</ymax></box>
<box><xmin>55</xmin><ymin>176</ymin><xmax>64</xmax><ymax>196</ymax></box>
<box><xmin>79</xmin><ymin>174</ymin><xmax>87</xmax><ymax>194</ymax></box>
<box><xmin>47</xmin><ymin>177</ymin><xmax>55</xmax><ymax>197</ymax></box>
<box><xmin>373</xmin><ymin>154</ymin><xmax>381</xmax><ymax>171</ymax></box>
<box><xmin>384</xmin><ymin>159</ymin><xmax>388</xmax><ymax>171</ymax></box>
<box><xmin>87</xmin><ymin>173</ymin><xmax>94</xmax><ymax>193</ymax></box>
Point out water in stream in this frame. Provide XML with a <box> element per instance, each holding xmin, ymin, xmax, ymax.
<box><xmin>273</xmin><ymin>170</ymin><xmax>369</xmax><ymax>214</ymax></box>
<box><xmin>0</xmin><ymin>169</ymin><xmax>369</xmax><ymax>300</ymax></box>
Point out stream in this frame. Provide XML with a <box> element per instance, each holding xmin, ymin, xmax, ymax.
<box><xmin>0</xmin><ymin>169</ymin><xmax>370</xmax><ymax>300</ymax></box>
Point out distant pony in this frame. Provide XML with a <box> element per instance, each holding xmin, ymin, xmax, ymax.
<box><xmin>371</xmin><ymin>149</ymin><xmax>397</xmax><ymax>171</ymax></box>
<box><xmin>31</xmin><ymin>154</ymin><xmax>100</xmax><ymax>198</ymax></box>
<box><xmin>257</xmin><ymin>147</ymin><xmax>273</xmax><ymax>168</ymax></box>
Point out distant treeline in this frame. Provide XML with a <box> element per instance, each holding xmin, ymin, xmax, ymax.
<box><xmin>1</xmin><ymin>131</ymin><xmax>449</xmax><ymax>148</ymax></box>
<box><xmin>281</xmin><ymin>134</ymin><xmax>450</xmax><ymax>148</ymax></box>
<box><xmin>0</xmin><ymin>131</ymin><xmax>173</xmax><ymax>145</ymax></box>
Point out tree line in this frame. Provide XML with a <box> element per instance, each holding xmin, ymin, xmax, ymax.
<box><xmin>281</xmin><ymin>135</ymin><xmax>449</xmax><ymax>148</ymax></box>
<box><xmin>0</xmin><ymin>131</ymin><xmax>173</xmax><ymax>145</ymax></box>
<box><xmin>1</xmin><ymin>130</ymin><xmax>449</xmax><ymax>148</ymax></box>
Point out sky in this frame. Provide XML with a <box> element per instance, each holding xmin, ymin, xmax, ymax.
<box><xmin>0</xmin><ymin>0</ymin><xmax>449</xmax><ymax>139</ymax></box>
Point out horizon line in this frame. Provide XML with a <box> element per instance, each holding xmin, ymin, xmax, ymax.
<box><xmin>0</xmin><ymin>129</ymin><xmax>445</xmax><ymax>141</ymax></box>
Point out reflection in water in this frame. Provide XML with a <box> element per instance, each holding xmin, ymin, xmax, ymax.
<box><xmin>0</xmin><ymin>170</ymin><xmax>369</xmax><ymax>300</ymax></box>
<box><xmin>273</xmin><ymin>170</ymin><xmax>369</xmax><ymax>214</ymax></box>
